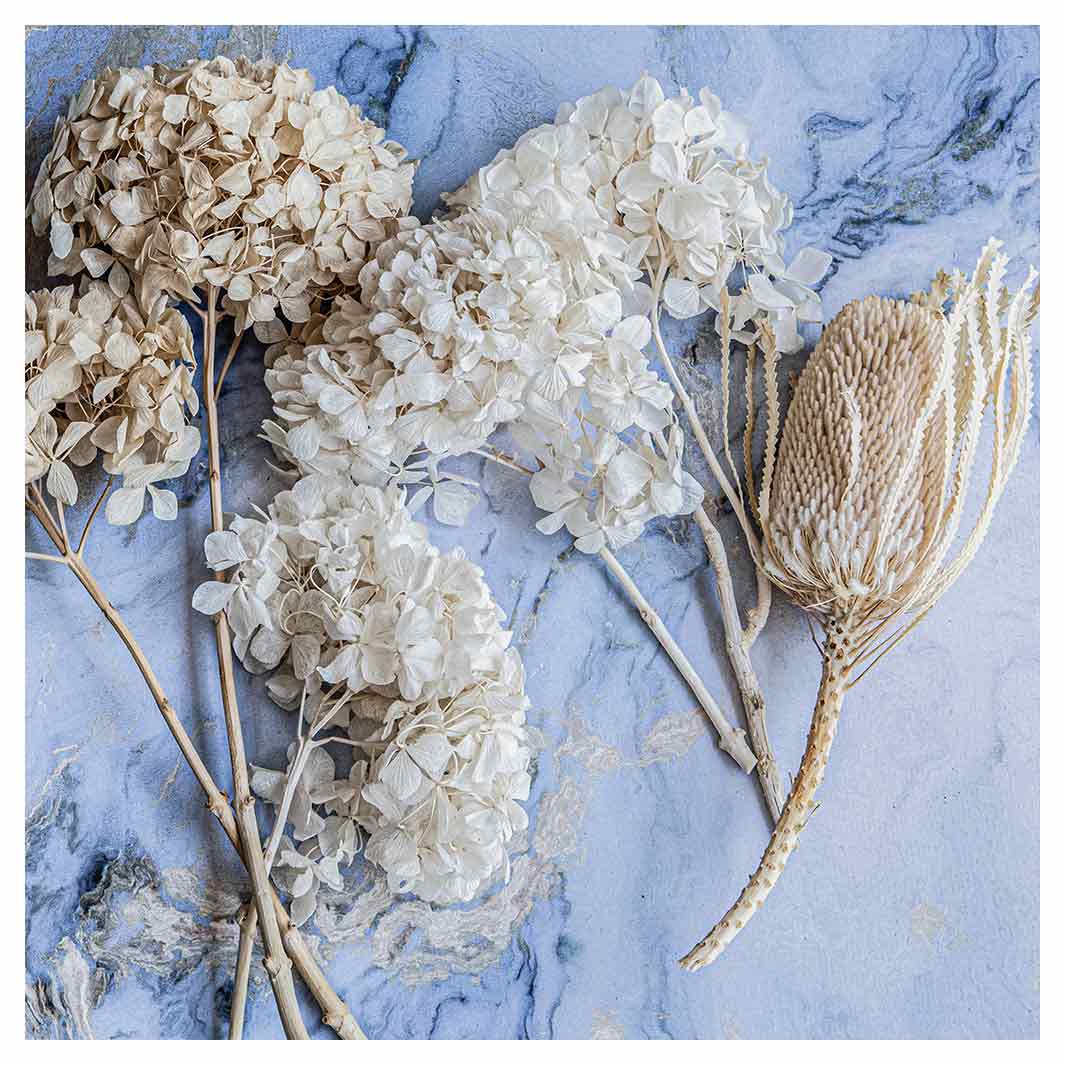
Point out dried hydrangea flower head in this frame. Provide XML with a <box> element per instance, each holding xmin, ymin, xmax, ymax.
<box><xmin>680</xmin><ymin>239</ymin><xmax>1038</xmax><ymax>971</ymax></box>
<box><xmin>193</xmin><ymin>475</ymin><xmax>532</xmax><ymax>915</ymax></box>
<box><xmin>25</xmin><ymin>282</ymin><xmax>200</xmax><ymax>523</ymax></box>
<box><xmin>29</xmin><ymin>56</ymin><xmax>414</xmax><ymax>323</ymax></box>
<box><xmin>261</xmin><ymin>204</ymin><xmax>697</xmax><ymax>549</ymax></box>
<box><xmin>514</xmin><ymin>412</ymin><xmax>701</xmax><ymax>554</ymax></box>
<box><xmin>447</xmin><ymin>72</ymin><xmax>830</xmax><ymax>351</ymax></box>
<box><xmin>261</xmin><ymin>214</ymin><xmax>527</xmax><ymax>481</ymax></box>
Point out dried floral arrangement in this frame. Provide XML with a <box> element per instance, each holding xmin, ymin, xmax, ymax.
<box><xmin>27</xmin><ymin>54</ymin><xmax>417</xmax><ymax>1040</ymax></box>
<box><xmin>26</xmin><ymin>52</ymin><xmax>1037</xmax><ymax>1041</ymax></box>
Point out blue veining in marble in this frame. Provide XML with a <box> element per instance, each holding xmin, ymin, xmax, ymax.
<box><xmin>25</xmin><ymin>25</ymin><xmax>1039</xmax><ymax>1039</ymax></box>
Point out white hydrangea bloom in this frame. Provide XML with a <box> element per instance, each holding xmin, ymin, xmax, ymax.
<box><xmin>448</xmin><ymin>73</ymin><xmax>832</xmax><ymax>352</ymax></box>
<box><xmin>24</xmin><ymin>281</ymin><xmax>200</xmax><ymax>523</ymax></box>
<box><xmin>193</xmin><ymin>475</ymin><xmax>532</xmax><ymax>912</ymax></box>
<box><xmin>260</xmin><ymin>190</ymin><xmax>694</xmax><ymax>545</ymax></box>
<box><xmin>514</xmin><ymin>416</ymin><xmax>702</xmax><ymax>553</ymax></box>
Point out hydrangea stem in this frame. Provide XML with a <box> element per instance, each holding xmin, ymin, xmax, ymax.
<box><xmin>691</xmin><ymin>507</ymin><xmax>785</xmax><ymax>820</ymax></box>
<box><xmin>24</xmin><ymin>493</ymin><xmax>366</xmax><ymax>1038</ymax></box>
<box><xmin>229</xmin><ymin>903</ymin><xmax>255</xmax><ymax>1040</ymax></box>
<box><xmin>230</xmin><ymin>679</ymin><xmax>350</xmax><ymax>1034</ymax></box>
<box><xmin>476</xmin><ymin>447</ymin><xmax>755</xmax><ymax>774</ymax></box>
<box><xmin>646</xmin><ymin>268</ymin><xmax>785</xmax><ymax>821</ymax></box>
<box><xmin>598</xmin><ymin>546</ymin><xmax>755</xmax><ymax>773</ymax></box>
<box><xmin>648</xmin><ymin>278</ymin><xmax>762</xmax><ymax>563</ymax></box>
<box><xmin>201</xmin><ymin>289</ymin><xmax>309</xmax><ymax>1040</ymax></box>
<box><xmin>679</xmin><ymin>631</ymin><xmax>851</xmax><ymax>970</ymax></box>
<box><xmin>231</xmin><ymin>733</ymin><xmax>318</xmax><ymax>1037</ymax></box>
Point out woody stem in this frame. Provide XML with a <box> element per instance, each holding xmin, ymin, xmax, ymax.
<box><xmin>679</xmin><ymin>629</ymin><xmax>852</xmax><ymax>971</ymax></box>
<box><xmin>229</xmin><ymin>902</ymin><xmax>256</xmax><ymax>1041</ymax></box>
<box><xmin>24</xmin><ymin>495</ymin><xmax>366</xmax><ymax>1038</ymax></box>
<box><xmin>202</xmin><ymin>288</ymin><xmax>310</xmax><ymax>1040</ymax></box>
<box><xmin>598</xmin><ymin>546</ymin><xmax>756</xmax><ymax>773</ymax></box>
<box><xmin>691</xmin><ymin>506</ymin><xmax>785</xmax><ymax>821</ymax></box>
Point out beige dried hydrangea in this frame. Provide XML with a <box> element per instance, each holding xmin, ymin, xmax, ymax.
<box><xmin>28</xmin><ymin>56</ymin><xmax>415</xmax><ymax>324</ymax></box>
<box><xmin>25</xmin><ymin>281</ymin><xmax>200</xmax><ymax>523</ymax></box>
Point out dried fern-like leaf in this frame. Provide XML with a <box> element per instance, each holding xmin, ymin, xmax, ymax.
<box><xmin>755</xmin><ymin>322</ymin><xmax>780</xmax><ymax>533</ymax></box>
<box><xmin>717</xmin><ymin>291</ymin><xmax>747</xmax><ymax>515</ymax></box>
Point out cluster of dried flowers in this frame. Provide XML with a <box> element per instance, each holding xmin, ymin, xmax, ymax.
<box><xmin>28</xmin><ymin>49</ymin><xmax>1036</xmax><ymax>1037</ymax></box>
<box><xmin>27</xmin><ymin>66</ymin><xmax>820</xmax><ymax>924</ymax></box>
<box><xmin>24</xmin><ymin>55</ymin><xmax>428</xmax><ymax>1039</ymax></box>
<box><xmin>259</xmin><ymin>74</ymin><xmax>829</xmax><ymax>556</ymax></box>
<box><xmin>193</xmin><ymin>476</ymin><xmax>531</xmax><ymax>916</ymax></box>
<box><xmin>260</xmin><ymin>209</ymin><xmax>697</xmax><ymax>549</ymax></box>
<box><xmin>29</xmin><ymin>55</ymin><xmax>414</xmax><ymax>326</ymax></box>
<box><xmin>447</xmin><ymin>74</ymin><xmax>830</xmax><ymax>352</ymax></box>
<box><xmin>25</xmin><ymin>281</ymin><xmax>200</xmax><ymax>523</ymax></box>
<box><xmin>25</xmin><ymin>52</ymin><xmax>538</xmax><ymax>942</ymax></box>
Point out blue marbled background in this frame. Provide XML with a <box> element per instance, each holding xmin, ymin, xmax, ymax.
<box><xmin>25</xmin><ymin>25</ymin><xmax>1039</xmax><ymax>1039</ymax></box>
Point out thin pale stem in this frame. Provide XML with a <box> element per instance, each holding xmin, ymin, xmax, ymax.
<box><xmin>599</xmin><ymin>546</ymin><xmax>755</xmax><ymax>773</ymax></box>
<box><xmin>474</xmin><ymin>446</ymin><xmax>754</xmax><ymax>773</ymax></box>
<box><xmin>691</xmin><ymin>506</ymin><xmax>784</xmax><ymax>820</ymax></box>
<box><xmin>55</xmin><ymin>498</ymin><xmax>71</xmax><ymax>549</ymax></box>
<box><xmin>27</xmin><ymin>489</ymin><xmax>64</xmax><ymax>548</ymax></box>
<box><xmin>233</xmin><ymin>689</ymin><xmax>348</xmax><ymax>1030</ymax></box>
<box><xmin>202</xmin><ymin>288</ymin><xmax>310</xmax><ymax>1041</ymax></box>
<box><xmin>26</xmin><ymin>550</ymin><xmax>67</xmax><ymax>564</ymax></box>
<box><xmin>263</xmin><ymin>740</ymin><xmax>315</xmax><ymax>872</ymax></box>
<box><xmin>648</xmin><ymin>265</ymin><xmax>762</xmax><ymax>565</ymax></box>
<box><xmin>76</xmin><ymin>475</ymin><xmax>113</xmax><ymax>557</ymax></box>
<box><xmin>473</xmin><ymin>447</ymin><xmax>536</xmax><ymax>476</ymax></box>
<box><xmin>229</xmin><ymin>902</ymin><xmax>255</xmax><ymax>1040</ymax></box>
<box><xmin>214</xmin><ymin>326</ymin><xmax>247</xmax><ymax>401</ymax></box>
<box><xmin>24</xmin><ymin>496</ymin><xmax>366</xmax><ymax>1040</ymax></box>
<box><xmin>680</xmin><ymin>636</ymin><xmax>852</xmax><ymax>971</ymax></box>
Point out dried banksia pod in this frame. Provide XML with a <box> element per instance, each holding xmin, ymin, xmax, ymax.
<box><xmin>680</xmin><ymin>239</ymin><xmax>1038</xmax><ymax>971</ymax></box>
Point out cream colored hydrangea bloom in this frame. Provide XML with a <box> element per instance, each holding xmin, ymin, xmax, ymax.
<box><xmin>25</xmin><ymin>282</ymin><xmax>200</xmax><ymax>523</ymax></box>
<box><xmin>194</xmin><ymin>476</ymin><xmax>532</xmax><ymax>912</ymax></box>
<box><xmin>29</xmin><ymin>56</ymin><xmax>415</xmax><ymax>324</ymax></box>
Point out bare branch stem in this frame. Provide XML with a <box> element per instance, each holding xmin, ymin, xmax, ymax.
<box><xmin>24</xmin><ymin>495</ymin><xmax>366</xmax><ymax>1040</ymax></box>
<box><xmin>598</xmin><ymin>545</ymin><xmax>755</xmax><ymax>772</ymax></box>
<box><xmin>77</xmin><ymin>475</ymin><xmax>114</xmax><ymax>557</ymax></box>
<box><xmin>691</xmin><ymin>506</ymin><xmax>784</xmax><ymax>820</ymax></box>
<box><xmin>229</xmin><ymin>903</ymin><xmax>255</xmax><ymax>1040</ymax></box>
<box><xmin>26</xmin><ymin>550</ymin><xmax>67</xmax><ymax>564</ymax></box>
<box><xmin>648</xmin><ymin>265</ymin><xmax>761</xmax><ymax>563</ymax></box>
<box><xmin>214</xmin><ymin>325</ymin><xmax>247</xmax><ymax>401</ymax></box>
<box><xmin>643</xmin><ymin>268</ymin><xmax>784</xmax><ymax>818</ymax></box>
<box><xmin>477</xmin><ymin>446</ymin><xmax>755</xmax><ymax>773</ymax></box>
<box><xmin>202</xmin><ymin>288</ymin><xmax>310</xmax><ymax>1041</ymax></box>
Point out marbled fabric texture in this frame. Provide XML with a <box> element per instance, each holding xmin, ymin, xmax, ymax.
<box><xmin>25</xmin><ymin>25</ymin><xmax>1039</xmax><ymax>1039</ymax></box>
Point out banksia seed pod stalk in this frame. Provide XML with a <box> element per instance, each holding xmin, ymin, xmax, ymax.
<box><xmin>680</xmin><ymin>239</ymin><xmax>1038</xmax><ymax>971</ymax></box>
